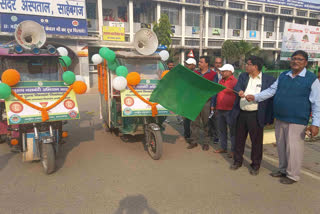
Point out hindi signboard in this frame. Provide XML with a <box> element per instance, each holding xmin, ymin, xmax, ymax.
<box><xmin>0</xmin><ymin>0</ymin><xmax>87</xmax><ymax>36</ymax></box>
<box><xmin>5</xmin><ymin>81</ymin><xmax>80</xmax><ymax>125</ymax></box>
<box><xmin>103</xmin><ymin>22</ymin><xmax>125</xmax><ymax>41</ymax></box>
<box><xmin>0</xmin><ymin>0</ymin><xmax>86</xmax><ymax>19</ymax></box>
<box><xmin>120</xmin><ymin>79</ymin><xmax>174</xmax><ymax>117</ymax></box>
<box><xmin>280</xmin><ymin>23</ymin><xmax>320</xmax><ymax>61</ymax></box>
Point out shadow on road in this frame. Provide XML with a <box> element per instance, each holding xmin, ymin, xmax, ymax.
<box><xmin>55</xmin><ymin>110</ymin><xmax>102</xmax><ymax>171</ymax></box>
<box><xmin>0</xmin><ymin>152</ymin><xmax>16</xmax><ymax>171</ymax></box>
<box><xmin>113</xmin><ymin>194</ymin><xmax>159</xmax><ymax>214</ymax></box>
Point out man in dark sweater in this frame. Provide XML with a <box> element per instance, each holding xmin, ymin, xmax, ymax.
<box><xmin>246</xmin><ymin>50</ymin><xmax>320</xmax><ymax>184</ymax></box>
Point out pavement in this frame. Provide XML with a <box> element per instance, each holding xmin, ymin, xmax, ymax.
<box><xmin>167</xmin><ymin>116</ymin><xmax>320</xmax><ymax>176</ymax></box>
<box><xmin>0</xmin><ymin>93</ymin><xmax>319</xmax><ymax>214</ymax></box>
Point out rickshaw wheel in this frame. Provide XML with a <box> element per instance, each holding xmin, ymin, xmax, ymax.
<box><xmin>41</xmin><ymin>144</ymin><xmax>56</xmax><ymax>174</ymax></box>
<box><xmin>146</xmin><ymin>124</ymin><xmax>163</xmax><ymax>160</ymax></box>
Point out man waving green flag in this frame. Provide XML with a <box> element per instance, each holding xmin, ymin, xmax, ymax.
<box><xmin>150</xmin><ymin>64</ymin><xmax>226</xmax><ymax>121</ymax></box>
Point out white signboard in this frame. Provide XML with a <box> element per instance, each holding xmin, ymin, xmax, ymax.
<box><xmin>280</xmin><ymin>23</ymin><xmax>320</xmax><ymax>61</ymax></box>
<box><xmin>0</xmin><ymin>0</ymin><xmax>86</xmax><ymax>19</ymax></box>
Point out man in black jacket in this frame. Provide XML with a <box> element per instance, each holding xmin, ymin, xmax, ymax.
<box><xmin>230</xmin><ymin>56</ymin><xmax>275</xmax><ymax>175</ymax></box>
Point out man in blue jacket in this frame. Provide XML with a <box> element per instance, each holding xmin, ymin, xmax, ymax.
<box><xmin>230</xmin><ymin>56</ymin><xmax>275</xmax><ymax>176</ymax></box>
<box><xmin>246</xmin><ymin>50</ymin><xmax>320</xmax><ymax>184</ymax></box>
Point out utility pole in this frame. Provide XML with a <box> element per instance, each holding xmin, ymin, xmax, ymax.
<box><xmin>199</xmin><ymin>0</ymin><xmax>204</xmax><ymax>58</ymax></box>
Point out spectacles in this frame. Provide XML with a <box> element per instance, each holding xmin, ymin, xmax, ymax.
<box><xmin>291</xmin><ymin>57</ymin><xmax>305</xmax><ymax>62</ymax></box>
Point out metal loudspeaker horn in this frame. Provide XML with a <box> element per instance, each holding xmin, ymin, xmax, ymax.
<box><xmin>133</xmin><ymin>28</ymin><xmax>158</xmax><ymax>55</ymax></box>
<box><xmin>14</xmin><ymin>20</ymin><xmax>46</xmax><ymax>50</ymax></box>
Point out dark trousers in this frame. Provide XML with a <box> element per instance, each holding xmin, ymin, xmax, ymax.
<box><xmin>217</xmin><ymin>110</ymin><xmax>235</xmax><ymax>152</ymax></box>
<box><xmin>183</xmin><ymin>118</ymin><xmax>191</xmax><ymax>139</ymax></box>
<box><xmin>208</xmin><ymin>113</ymin><xmax>219</xmax><ymax>140</ymax></box>
<box><xmin>234</xmin><ymin>110</ymin><xmax>264</xmax><ymax>170</ymax></box>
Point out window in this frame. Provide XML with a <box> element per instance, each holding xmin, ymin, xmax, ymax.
<box><xmin>264</xmin><ymin>17</ymin><xmax>275</xmax><ymax>32</ymax></box>
<box><xmin>228</xmin><ymin>13</ymin><xmax>242</xmax><ymax>29</ymax></box>
<box><xmin>168</xmin><ymin>0</ymin><xmax>180</xmax><ymax>2</ymax></box>
<box><xmin>295</xmin><ymin>19</ymin><xmax>307</xmax><ymax>25</ymax></box>
<box><xmin>281</xmin><ymin>8</ymin><xmax>292</xmax><ymax>15</ymax></box>
<box><xmin>209</xmin><ymin>0</ymin><xmax>224</xmax><ymax>7</ymax></box>
<box><xmin>209</xmin><ymin>12</ymin><xmax>223</xmax><ymax>28</ymax></box>
<box><xmin>265</xmin><ymin>7</ymin><xmax>277</xmax><ymax>13</ymax></box>
<box><xmin>161</xmin><ymin>6</ymin><xmax>180</xmax><ymax>25</ymax></box>
<box><xmin>186</xmin><ymin>8</ymin><xmax>200</xmax><ymax>26</ymax></box>
<box><xmin>186</xmin><ymin>0</ymin><xmax>200</xmax><ymax>3</ymax></box>
<box><xmin>247</xmin><ymin>16</ymin><xmax>259</xmax><ymax>31</ymax></box>
<box><xmin>297</xmin><ymin>10</ymin><xmax>307</xmax><ymax>17</ymax></box>
<box><xmin>229</xmin><ymin>2</ymin><xmax>244</xmax><ymax>9</ymax></box>
<box><xmin>280</xmin><ymin>18</ymin><xmax>292</xmax><ymax>32</ymax></box>
<box><xmin>310</xmin><ymin>13</ymin><xmax>319</xmax><ymax>18</ymax></box>
<box><xmin>263</xmin><ymin>42</ymin><xmax>275</xmax><ymax>48</ymax></box>
<box><xmin>248</xmin><ymin>5</ymin><xmax>260</xmax><ymax>11</ymax></box>
<box><xmin>208</xmin><ymin>40</ymin><xmax>223</xmax><ymax>46</ymax></box>
<box><xmin>309</xmin><ymin>20</ymin><xmax>319</xmax><ymax>26</ymax></box>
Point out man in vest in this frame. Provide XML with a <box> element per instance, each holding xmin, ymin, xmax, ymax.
<box><xmin>246</xmin><ymin>50</ymin><xmax>320</xmax><ymax>184</ymax></box>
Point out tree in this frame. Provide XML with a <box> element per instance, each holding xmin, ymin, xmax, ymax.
<box><xmin>222</xmin><ymin>40</ymin><xmax>260</xmax><ymax>70</ymax></box>
<box><xmin>153</xmin><ymin>14</ymin><xmax>174</xmax><ymax>61</ymax></box>
<box><xmin>153</xmin><ymin>14</ymin><xmax>173</xmax><ymax>48</ymax></box>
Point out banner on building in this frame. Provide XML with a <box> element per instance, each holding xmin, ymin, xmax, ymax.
<box><xmin>120</xmin><ymin>79</ymin><xmax>174</xmax><ymax>117</ymax></box>
<box><xmin>266</xmin><ymin>32</ymin><xmax>273</xmax><ymax>38</ymax></box>
<box><xmin>212</xmin><ymin>28</ymin><xmax>221</xmax><ymax>36</ymax></box>
<box><xmin>77</xmin><ymin>42</ymin><xmax>88</xmax><ymax>57</ymax></box>
<box><xmin>0</xmin><ymin>13</ymin><xmax>88</xmax><ymax>36</ymax></box>
<box><xmin>280</xmin><ymin>22</ymin><xmax>320</xmax><ymax>61</ymax></box>
<box><xmin>192</xmin><ymin>26</ymin><xmax>200</xmax><ymax>34</ymax></box>
<box><xmin>233</xmin><ymin>30</ymin><xmax>240</xmax><ymax>37</ymax></box>
<box><xmin>103</xmin><ymin>22</ymin><xmax>125</xmax><ymax>41</ymax></box>
<box><xmin>250</xmin><ymin>0</ymin><xmax>320</xmax><ymax>11</ymax></box>
<box><xmin>0</xmin><ymin>0</ymin><xmax>86</xmax><ymax>19</ymax></box>
<box><xmin>249</xmin><ymin>31</ymin><xmax>257</xmax><ymax>38</ymax></box>
<box><xmin>5</xmin><ymin>81</ymin><xmax>80</xmax><ymax>125</ymax></box>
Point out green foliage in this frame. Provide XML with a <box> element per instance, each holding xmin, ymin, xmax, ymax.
<box><xmin>153</xmin><ymin>14</ymin><xmax>173</xmax><ymax>48</ymax></box>
<box><xmin>222</xmin><ymin>40</ymin><xmax>260</xmax><ymax>69</ymax></box>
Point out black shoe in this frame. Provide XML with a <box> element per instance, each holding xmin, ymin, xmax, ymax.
<box><xmin>280</xmin><ymin>177</ymin><xmax>297</xmax><ymax>184</ymax></box>
<box><xmin>249</xmin><ymin>167</ymin><xmax>259</xmax><ymax>176</ymax></box>
<box><xmin>202</xmin><ymin>144</ymin><xmax>209</xmax><ymax>151</ymax></box>
<box><xmin>230</xmin><ymin>163</ymin><xmax>242</xmax><ymax>170</ymax></box>
<box><xmin>270</xmin><ymin>171</ymin><xmax>286</xmax><ymax>178</ymax></box>
<box><xmin>187</xmin><ymin>143</ymin><xmax>197</xmax><ymax>149</ymax></box>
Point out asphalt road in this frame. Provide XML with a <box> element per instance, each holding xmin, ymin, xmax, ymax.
<box><xmin>0</xmin><ymin>93</ymin><xmax>319</xmax><ymax>214</ymax></box>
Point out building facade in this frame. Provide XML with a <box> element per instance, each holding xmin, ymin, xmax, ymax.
<box><xmin>85</xmin><ymin>0</ymin><xmax>320</xmax><ymax>87</ymax></box>
<box><xmin>0</xmin><ymin>0</ymin><xmax>319</xmax><ymax>88</ymax></box>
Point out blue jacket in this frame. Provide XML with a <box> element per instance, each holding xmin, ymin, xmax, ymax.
<box><xmin>229</xmin><ymin>72</ymin><xmax>276</xmax><ymax>127</ymax></box>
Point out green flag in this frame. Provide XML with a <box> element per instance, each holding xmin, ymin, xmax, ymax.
<box><xmin>150</xmin><ymin>64</ymin><xmax>226</xmax><ymax>121</ymax></box>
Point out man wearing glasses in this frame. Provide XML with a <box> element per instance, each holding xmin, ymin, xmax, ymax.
<box><xmin>246</xmin><ymin>50</ymin><xmax>320</xmax><ymax>184</ymax></box>
<box><xmin>229</xmin><ymin>56</ymin><xmax>275</xmax><ymax>176</ymax></box>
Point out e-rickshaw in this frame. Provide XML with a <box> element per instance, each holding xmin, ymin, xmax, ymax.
<box><xmin>99</xmin><ymin>29</ymin><xmax>173</xmax><ymax>160</ymax></box>
<box><xmin>0</xmin><ymin>21</ymin><xmax>85</xmax><ymax>174</ymax></box>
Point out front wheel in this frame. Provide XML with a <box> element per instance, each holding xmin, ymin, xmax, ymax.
<box><xmin>41</xmin><ymin>143</ymin><xmax>56</xmax><ymax>174</ymax></box>
<box><xmin>145</xmin><ymin>123</ymin><xmax>163</xmax><ymax>160</ymax></box>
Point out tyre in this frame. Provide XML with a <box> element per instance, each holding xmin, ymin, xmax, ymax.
<box><xmin>41</xmin><ymin>143</ymin><xmax>56</xmax><ymax>174</ymax></box>
<box><xmin>145</xmin><ymin>124</ymin><xmax>163</xmax><ymax>160</ymax></box>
